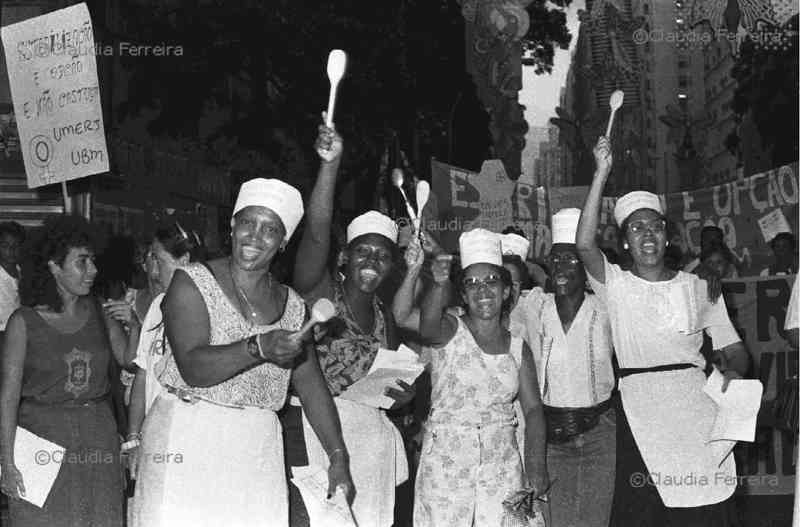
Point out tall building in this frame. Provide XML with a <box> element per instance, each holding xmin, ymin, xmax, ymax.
<box><xmin>521</xmin><ymin>123</ymin><xmax>550</xmax><ymax>185</ymax></box>
<box><xmin>559</xmin><ymin>0</ymin><xmax>649</xmax><ymax>194</ymax></box>
<box><xmin>534</xmin><ymin>124</ymin><xmax>564</xmax><ymax>188</ymax></box>
<box><xmin>697</xmin><ymin>35</ymin><xmax>739</xmax><ymax>187</ymax></box>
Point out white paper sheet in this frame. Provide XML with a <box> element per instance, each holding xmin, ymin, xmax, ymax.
<box><xmin>703</xmin><ymin>369</ymin><xmax>763</xmax><ymax>466</ymax></box>
<box><xmin>0</xmin><ymin>427</ymin><xmax>65</xmax><ymax>507</ymax></box>
<box><xmin>290</xmin><ymin>465</ymin><xmax>357</xmax><ymax>527</ymax></box>
<box><xmin>757</xmin><ymin>209</ymin><xmax>791</xmax><ymax>244</ymax></box>
<box><xmin>338</xmin><ymin>345</ymin><xmax>425</xmax><ymax>409</ymax></box>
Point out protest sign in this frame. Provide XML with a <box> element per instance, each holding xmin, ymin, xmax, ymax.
<box><xmin>1</xmin><ymin>3</ymin><xmax>108</xmax><ymax>189</ymax></box>
<box><xmin>428</xmin><ymin>159</ymin><xmax>516</xmax><ymax>253</ymax></box>
<box><xmin>723</xmin><ymin>275</ymin><xmax>797</xmax><ymax>495</ymax></box>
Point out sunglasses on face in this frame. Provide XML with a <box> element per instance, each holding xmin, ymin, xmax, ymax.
<box><xmin>462</xmin><ymin>274</ymin><xmax>502</xmax><ymax>291</ymax></box>
<box><xmin>628</xmin><ymin>219</ymin><xmax>666</xmax><ymax>234</ymax></box>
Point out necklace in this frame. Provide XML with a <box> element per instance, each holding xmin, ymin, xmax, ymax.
<box><xmin>229</xmin><ymin>259</ymin><xmax>271</xmax><ymax>321</ymax></box>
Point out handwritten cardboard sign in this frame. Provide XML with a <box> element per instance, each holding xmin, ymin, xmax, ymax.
<box><xmin>1</xmin><ymin>3</ymin><xmax>108</xmax><ymax>188</ymax></box>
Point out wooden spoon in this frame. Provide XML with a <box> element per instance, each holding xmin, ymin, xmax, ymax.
<box><xmin>414</xmin><ymin>180</ymin><xmax>430</xmax><ymax>232</ymax></box>
<box><xmin>605</xmin><ymin>90</ymin><xmax>624</xmax><ymax>138</ymax></box>
<box><xmin>391</xmin><ymin>168</ymin><xmax>417</xmax><ymax>222</ymax></box>
<box><xmin>325</xmin><ymin>50</ymin><xmax>347</xmax><ymax>128</ymax></box>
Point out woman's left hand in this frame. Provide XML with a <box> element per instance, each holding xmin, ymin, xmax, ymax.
<box><xmin>315</xmin><ymin>117</ymin><xmax>343</xmax><ymax>164</ymax></box>
<box><xmin>327</xmin><ymin>456</ymin><xmax>355</xmax><ymax>505</ymax></box>
<box><xmin>103</xmin><ymin>301</ymin><xmax>140</xmax><ymax>328</ymax></box>
<box><xmin>385</xmin><ymin>379</ymin><xmax>416</xmax><ymax>408</ymax></box>
<box><xmin>528</xmin><ymin>465</ymin><xmax>550</xmax><ymax>500</ymax></box>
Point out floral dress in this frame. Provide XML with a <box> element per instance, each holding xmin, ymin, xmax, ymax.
<box><xmin>414</xmin><ymin>317</ymin><xmax>524</xmax><ymax>526</ymax></box>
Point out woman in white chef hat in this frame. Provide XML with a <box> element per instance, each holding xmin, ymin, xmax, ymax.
<box><xmin>289</xmin><ymin>121</ymin><xmax>415</xmax><ymax>527</ymax></box>
<box><xmin>396</xmin><ymin>227</ymin><xmax>548</xmax><ymax>526</ymax></box>
<box><xmin>576</xmin><ymin>136</ymin><xmax>749</xmax><ymax>526</ymax></box>
<box><xmin>510</xmin><ymin>207</ymin><xmax>616</xmax><ymax>527</ymax></box>
<box><xmin>132</xmin><ymin>177</ymin><xmax>352</xmax><ymax>527</ymax></box>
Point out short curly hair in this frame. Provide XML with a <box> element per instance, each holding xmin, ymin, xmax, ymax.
<box><xmin>21</xmin><ymin>215</ymin><xmax>99</xmax><ymax>311</ymax></box>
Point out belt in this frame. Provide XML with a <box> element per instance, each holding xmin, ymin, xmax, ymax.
<box><xmin>163</xmin><ymin>385</ymin><xmax>246</xmax><ymax>410</ymax></box>
<box><xmin>22</xmin><ymin>393</ymin><xmax>111</xmax><ymax>408</ymax></box>
<box><xmin>543</xmin><ymin>398</ymin><xmax>612</xmax><ymax>443</ymax></box>
<box><xmin>618</xmin><ymin>363</ymin><xmax>697</xmax><ymax>378</ymax></box>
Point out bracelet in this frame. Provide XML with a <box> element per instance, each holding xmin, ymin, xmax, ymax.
<box><xmin>121</xmin><ymin>439</ymin><xmax>140</xmax><ymax>452</ymax></box>
<box><xmin>125</xmin><ymin>432</ymin><xmax>142</xmax><ymax>442</ymax></box>
<box><xmin>246</xmin><ymin>335</ymin><xmax>266</xmax><ymax>360</ymax></box>
<box><xmin>328</xmin><ymin>448</ymin><xmax>348</xmax><ymax>461</ymax></box>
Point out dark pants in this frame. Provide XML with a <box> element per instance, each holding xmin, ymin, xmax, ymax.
<box><xmin>279</xmin><ymin>405</ymin><xmax>311</xmax><ymax>527</ymax></box>
<box><xmin>610</xmin><ymin>397</ymin><xmax>740</xmax><ymax>527</ymax></box>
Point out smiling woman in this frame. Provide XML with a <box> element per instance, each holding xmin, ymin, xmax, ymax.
<box><xmin>576</xmin><ymin>136</ymin><xmax>750</xmax><ymax>526</ymax></box>
<box><xmin>289</xmin><ymin>124</ymin><xmax>412</xmax><ymax>527</ymax></box>
<box><xmin>130</xmin><ymin>177</ymin><xmax>352</xmax><ymax>527</ymax></box>
<box><xmin>0</xmin><ymin>215</ymin><xmax>129</xmax><ymax>526</ymax></box>
<box><xmin>396</xmin><ymin>228</ymin><xmax>548</xmax><ymax>527</ymax></box>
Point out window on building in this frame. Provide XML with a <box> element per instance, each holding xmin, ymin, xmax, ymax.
<box><xmin>643</xmin><ymin>4</ymin><xmax>650</xmax><ymax>14</ymax></box>
<box><xmin>678</xmin><ymin>59</ymin><xmax>688</xmax><ymax>69</ymax></box>
<box><xmin>678</xmin><ymin>76</ymin><xmax>688</xmax><ymax>88</ymax></box>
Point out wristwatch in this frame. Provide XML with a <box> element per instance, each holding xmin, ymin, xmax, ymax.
<box><xmin>246</xmin><ymin>334</ymin><xmax>265</xmax><ymax>360</ymax></box>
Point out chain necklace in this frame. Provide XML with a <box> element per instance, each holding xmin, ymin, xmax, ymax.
<box><xmin>229</xmin><ymin>258</ymin><xmax>271</xmax><ymax>321</ymax></box>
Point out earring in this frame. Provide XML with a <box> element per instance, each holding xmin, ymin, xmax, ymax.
<box><xmin>666</xmin><ymin>240</ymin><xmax>670</xmax><ymax>247</ymax></box>
<box><xmin>623</xmin><ymin>242</ymin><xmax>629</xmax><ymax>250</ymax></box>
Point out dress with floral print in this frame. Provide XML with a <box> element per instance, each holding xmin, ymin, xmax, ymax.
<box><xmin>414</xmin><ymin>317</ymin><xmax>524</xmax><ymax>527</ymax></box>
<box><xmin>316</xmin><ymin>281</ymin><xmax>387</xmax><ymax>396</ymax></box>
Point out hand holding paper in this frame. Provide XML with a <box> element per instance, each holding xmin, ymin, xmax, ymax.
<box><xmin>338</xmin><ymin>345</ymin><xmax>425</xmax><ymax>409</ymax></box>
<box><xmin>703</xmin><ymin>368</ymin><xmax>763</xmax><ymax>465</ymax></box>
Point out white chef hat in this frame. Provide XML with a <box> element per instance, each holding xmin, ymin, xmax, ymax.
<box><xmin>501</xmin><ymin>233</ymin><xmax>530</xmax><ymax>259</ymax></box>
<box><xmin>346</xmin><ymin>211</ymin><xmax>399</xmax><ymax>244</ymax></box>
<box><xmin>232</xmin><ymin>178</ymin><xmax>304</xmax><ymax>242</ymax></box>
<box><xmin>459</xmin><ymin>228</ymin><xmax>502</xmax><ymax>269</ymax></box>
<box><xmin>613</xmin><ymin>191</ymin><xmax>664</xmax><ymax>227</ymax></box>
<box><xmin>552</xmin><ymin>208</ymin><xmax>582</xmax><ymax>245</ymax></box>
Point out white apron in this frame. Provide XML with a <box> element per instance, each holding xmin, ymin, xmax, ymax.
<box><xmin>298</xmin><ymin>397</ymin><xmax>407</xmax><ymax>527</ymax></box>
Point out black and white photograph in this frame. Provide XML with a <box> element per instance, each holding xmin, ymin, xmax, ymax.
<box><xmin>0</xmin><ymin>0</ymin><xmax>798</xmax><ymax>525</ymax></box>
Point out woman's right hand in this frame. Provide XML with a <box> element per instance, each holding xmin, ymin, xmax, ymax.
<box><xmin>593</xmin><ymin>136</ymin><xmax>612</xmax><ymax>176</ymax></box>
<box><xmin>404</xmin><ymin>236</ymin><xmax>424</xmax><ymax>271</ymax></box>
<box><xmin>1</xmin><ymin>463</ymin><xmax>25</xmax><ymax>499</ymax></box>
<box><xmin>258</xmin><ymin>329</ymin><xmax>306</xmax><ymax>368</ymax></box>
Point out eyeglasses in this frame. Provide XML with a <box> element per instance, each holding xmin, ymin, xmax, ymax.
<box><xmin>628</xmin><ymin>219</ymin><xmax>666</xmax><ymax>234</ymax></box>
<box><xmin>549</xmin><ymin>255</ymin><xmax>581</xmax><ymax>266</ymax></box>
<box><xmin>462</xmin><ymin>274</ymin><xmax>502</xmax><ymax>291</ymax></box>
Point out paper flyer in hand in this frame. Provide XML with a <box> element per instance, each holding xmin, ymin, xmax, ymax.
<box><xmin>290</xmin><ymin>465</ymin><xmax>357</xmax><ymax>527</ymax></box>
<box><xmin>338</xmin><ymin>345</ymin><xmax>424</xmax><ymax>409</ymax></box>
<box><xmin>0</xmin><ymin>427</ymin><xmax>65</xmax><ymax>507</ymax></box>
<box><xmin>703</xmin><ymin>369</ymin><xmax>763</xmax><ymax>466</ymax></box>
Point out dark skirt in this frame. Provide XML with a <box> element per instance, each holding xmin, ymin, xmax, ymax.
<box><xmin>9</xmin><ymin>399</ymin><xmax>123</xmax><ymax>527</ymax></box>
<box><xmin>610</xmin><ymin>396</ymin><xmax>740</xmax><ymax>527</ymax></box>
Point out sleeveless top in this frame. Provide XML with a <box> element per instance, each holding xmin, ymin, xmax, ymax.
<box><xmin>18</xmin><ymin>303</ymin><xmax>111</xmax><ymax>404</ymax></box>
<box><xmin>158</xmin><ymin>263</ymin><xmax>305</xmax><ymax>410</ymax></box>
<box><xmin>316</xmin><ymin>280</ymin><xmax>389</xmax><ymax>396</ymax></box>
<box><xmin>427</xmin><ymin>318</ymin><xmax>522</xmax><ymax>428</ymax></box>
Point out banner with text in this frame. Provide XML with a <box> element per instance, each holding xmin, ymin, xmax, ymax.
<box><xmin>429</xmin><ymin>160</ymin><xmax>798</xmax><ymax>275</ymax></box>
<box><xmin>1</xmin><ymin>3</ymin><xmax>108</xmax><ymax>188</ymax></box>
<box><xmin>724</xmin><ymin>275</ymin><xmax>796</xmax><ymax>495</ymax></box>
